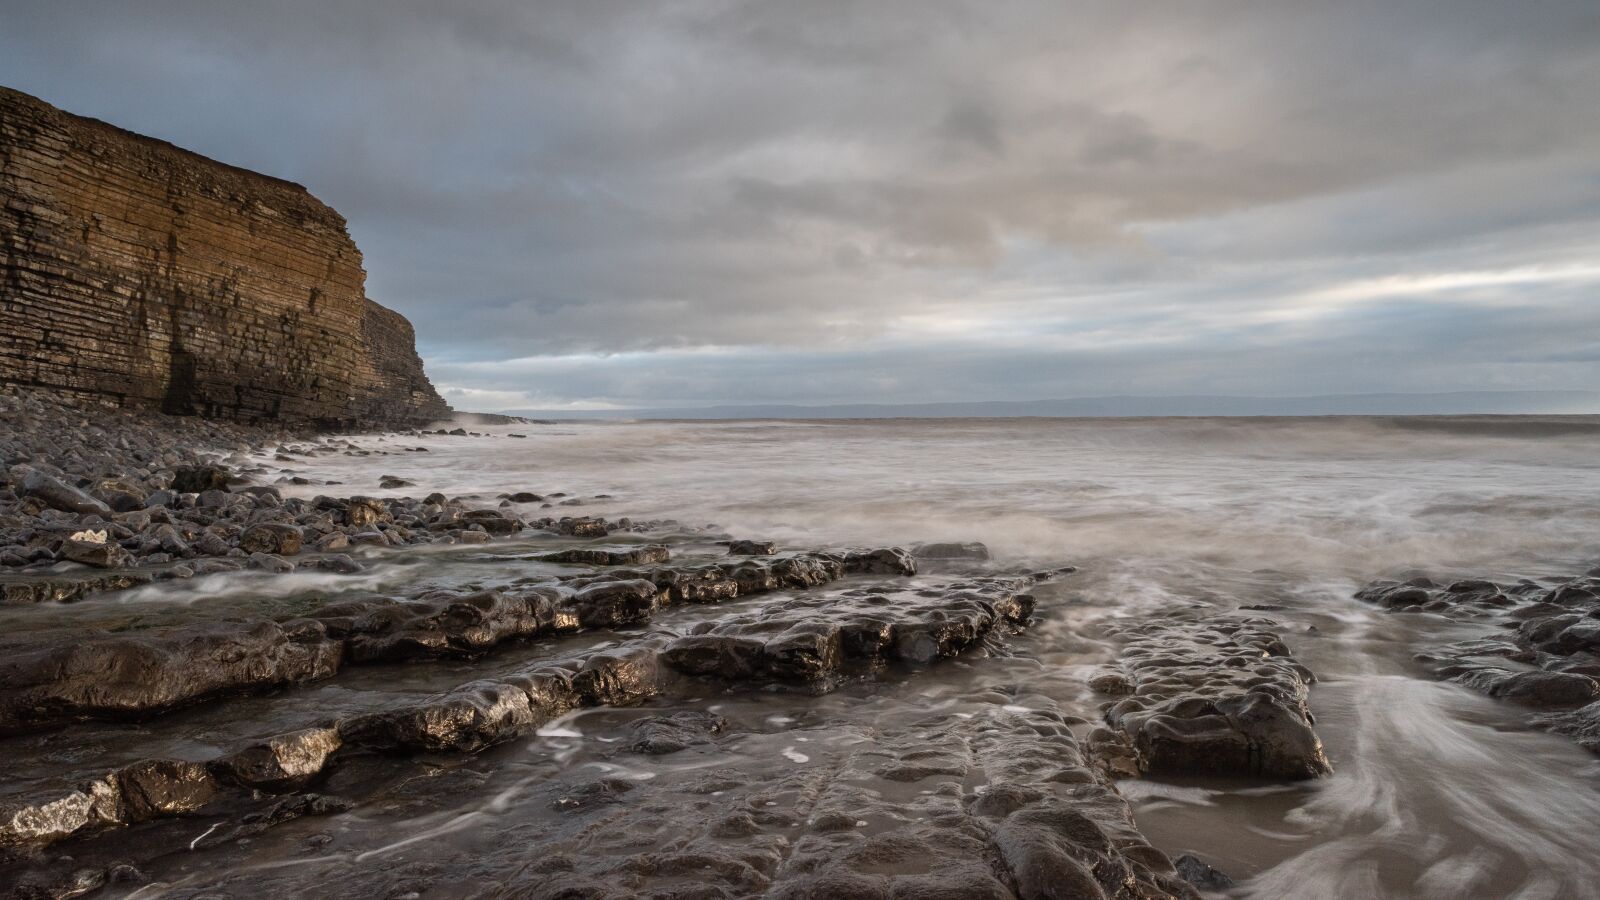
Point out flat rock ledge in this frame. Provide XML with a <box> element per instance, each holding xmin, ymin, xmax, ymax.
<box><xmin>0</xmin><ymin>549</ymin><xmax>916</xmax><ymax>733</ymax></box>
<box><xmin>1089</xmin><ymin>613</ymin><xmax>1332</xmax><ymax>781</ymax></box>
<box><xmin>0</xmin><ymin>572</ymin><xmax>1050</xmax><ymax>855</ymax></box>
<box><xmin>1358</xmin><ymin>569</ymin><xmax>1600</xmax><ymax>753</ymax></box>
<box><xmin>5</xmin><ymin>705</ymin><xmax>1201</xmax><ymax>900</ymax></box>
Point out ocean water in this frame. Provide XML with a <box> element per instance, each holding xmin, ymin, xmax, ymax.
<box><xmin>20</xmin><ymin>415</ymin><xmax>1587</xmax><ymax>896</ymax></box>
<box><xmin>241</xmin><ymin>415</ymin><xmax>1600</xmax><ymax>897</ymax></box>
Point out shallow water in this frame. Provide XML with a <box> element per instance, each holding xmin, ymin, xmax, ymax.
<box><xmin>244</xmin><ymin>415</ymin><xmax>1600</xmax><ymax>897</ymax></box>
<box><xmin>18</xmin><ymin>415</ymin><xmax>1600</xmax><ymax>898</ymax></box>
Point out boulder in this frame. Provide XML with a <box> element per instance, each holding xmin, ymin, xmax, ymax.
<box><xmin>239</xmin><ymin>523</ymin><xmax>304</xmax><ymax>556</ymax></box>
<box><xmin>20</xmin><ymin>470</ymin><xmax>111</xmax><ymax>517</ymax></box>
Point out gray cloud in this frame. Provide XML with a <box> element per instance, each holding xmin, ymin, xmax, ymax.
<box><xmin>2</xmin><ymin>1</ymin><xmax>1597</xmax><ymax>408</ymax></box>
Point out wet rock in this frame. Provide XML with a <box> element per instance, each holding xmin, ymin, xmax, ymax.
<box><xmin>463</xmin><ymin>509</ymin><xmax>521</xmax><ymax>535</ymax></box>
<box><xmin>60</xmin><ymin>537</ymin><xmax>132</xmax><ymax>569</ymax></box>
<box><xmin>843</xmin><ymin>547</ymin><xmax>917</xmax><ymax>576</ymax></box>
<box><xmin>627</xmin><ymin>712</ymin><xmax>728</xmax><ymax>754</ymax></box>
<box><xmin>1357</xmin><ymin>571</ymin><xmax>1600</xmax><ymax>752</ymax></box>
<box><xmin>0</xmin><ymin>622</ymin><xmax>342</xmax><ymax>732</ymax></box>
<box><xmin>341</xmin><ymin>677</ymin><xmax>555</xmax><ymax>753</ymax></box>
<box><xmin>118</xmin><ymin>759</ymin><xmax>220</xmax><ymax>821</ymax></box>
<box><xmin>171</xmin><ymin>465</ymin><xmax>230</xmax><ymax>494</ymax></box>
<box><xmin>0</xmin><ymin>571</ymin><xmax>153</xmax><ymax>604</ymax></box>
<box><xmin>555</xmin><ymin>516</ymin><xmax>610</xmax><ymax>537</ymax></box>
<box><xmin>314</xmin><ymin>531</ymin><xmax>351</xmax><ymax>551</ymax></box>
<box><xmin>344</xmin><ymin>497</ymin><xmax>389</xmax><ymax>527</ymax></box>
<box><xmin>247</xmin><ymin>552</ymin><xmax>295</xmax><ymax>573</ymax></box>
<box><xmin>1088</xmin><ymin>671</ymin><xmax>1134</xmax><ymax>696</ymax></box>
<box><xmin>20</xmin><ymin>469</ymin><xmax>112</xmax><ymax>517</ymax></box>
<box><xmin>213</xmin><ymin>727</ymin><xmax>343</xmax><ymax>790</ymax></box>
<box><xmin>143</xmin><ymin>489</ymin><xmax>179</xmax><ymax>508</ymax></box>
<box><xmin>727</xmin><ymin>540</ymin><xmax>777</xmax><ymax>556</ymax></box>
<box><xmin>238</xmin><ymin>523</ymin><xmax>304</xmax><ymax>556</ymax></box>
<box><xmin>300</xmin><ymin>553</ymin><xmax>363</xmax><ymax>574</ymax></box>
<box><xmin>0</xmin><ymin>776</ymin><xmax>120</xmax><ymax>846</ymax></box>
<box><xmin>1536</xmin><ymin>700</ymin><xmax>1600</xmax><ymax>753</ymax></box>
<box><xmin>563</xmin><ymin>579</ymin><xmax>659</xmax><ymax>629</ymax></box>
<box><xmin>1174</xmin><ymin>854</ymin><xmax>1234</xmax><ymax>891</ymax></box>
<box><xmin>1099</xmin><ymin>614</ymin><xmax>1331</xmax><ymax>780</ymax></box>
<box><xmin>662</xmin><ymin>576</ymin><xmax>1038</xmax><ymax>688</ymax></box>
<box><xmin>1489</xmin><ymin>671</ymin><xmax>1600</xmax><ymax>707</ymax></box>
<box><xmin>539</xmin><ymin>545</ymin><xmax>670</xmax><ymax>566</ymax></box>
<box><xmin>911</xmin><ymin>541</ymin><xmax>991</xmax><ymax>561</ymax></box>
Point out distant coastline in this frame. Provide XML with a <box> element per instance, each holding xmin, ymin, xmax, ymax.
<box><xmin>505</xmin><ymin>390</ymin><xmax>1600</xmax><ymax>421</ymax></box>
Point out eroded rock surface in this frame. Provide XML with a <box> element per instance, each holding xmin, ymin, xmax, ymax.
<box><xmin>1358</xmin><ymin>571</ymin><xmax>1600</xmax><ymax>752</ymax></box>
<box><xmin>1091</xmin><ymin>614</ymin><xmax>1332</xmax><ymax>780</ymax></box>
<box><xmin>0</xmin><ymin>549</ymin><xmax>918</xmax><ymax>731</ymax></box>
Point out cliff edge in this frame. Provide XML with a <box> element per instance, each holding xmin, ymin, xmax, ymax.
<box><xmin>0</xmin><ymin>86</ymin><xmax>450</xmax><ymax>427</ymax></box>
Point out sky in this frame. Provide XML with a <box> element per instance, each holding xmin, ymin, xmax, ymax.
<box><xmin>2</xmin><ymin>1</ymin><xmax>1598</xmax><ymax>411</ymax></box>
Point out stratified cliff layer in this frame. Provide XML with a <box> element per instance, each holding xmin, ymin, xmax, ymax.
<box><xmin>0</xmin><ymin>86</ymin><xmax>449</xmax><ymax>427</ymax></box>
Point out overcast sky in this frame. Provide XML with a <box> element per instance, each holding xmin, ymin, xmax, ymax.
<box><xmin>3</xmin><ymin>1</ymin><xmax>1597</xmax><ymax>410</ymax></box>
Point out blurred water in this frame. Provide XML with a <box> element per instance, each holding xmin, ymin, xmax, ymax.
<box><xmin>249</xmin><ymin>415</ymin><xmax>1600</xmax><ymax>898</ymax></box>
<box><xmin>279</xmin><ymin>416</ymin><xmax>1600</xmax><ymax>579</ymax></box>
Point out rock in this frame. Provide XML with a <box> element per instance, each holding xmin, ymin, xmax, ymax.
<box><xmin>1174</xmin><ymin>854</ymin><xmax>1234</xmax><ymax>890</ymax></box>
<box><xmin>627</xmin><ymin>712</ymin><xmax>727</xmax><ymax>754</ymax></box>
<box><xmin>1357</xmin><ymin>571</ymin><xmax>1600</xmax><ymax>753</ymax></box>
<box><xmin>119</xmin><ymin>758</ymin><xmax>221</xmax><ymax>821</ymax></box>
<box><xmin>463</xmin><ymin>509</ymin><xmax>521</xmax><ymax>534</ymax></box>
<box><xmin>0</xmin><ymin>622</ymin><xmax>342</xmax><ymax>731</ymax></box>
<box><xmin>60</xmin><ymin>538</ymin><xmax>132</xmax><ymax>569</ymax></box>
<box><xmin>99</xmin><ymin>487</ymin><xmax>147</xmax><ymax>513</ymax></box>
<box><xmin>348</xmin><ymin>530</ymin><xmax>391</xmax><ymax>547</ymax></box>
<box><xmin>171</xmin><ymin>465</ymin><xmax>231</xmax><ymax>494</ymax></box>
<box><xmin>247</xmin><ymin>552</ymin><xmax>295</xmax><ymax>573</ymax></box>
<box><xmin>662</xmin><ymin>575</ymin><xmax>1036</xmax><ymax>687</ymax></box>
<box><xmin>239</xmin><ymin>523</ymin><xmax>305</xmax><ymax>556</ymax></box>
<box><xmin>1536</xmin><ymin>700</ymin><xmax>1600</xmax><ymax>753</ymax></box>
<box><xmin>213</xmin><ymin>727</ymin><xmax>343</xmax><ymax>790</ymax></box>
<box><xmin>911</xmin><ymin>541</ymin><xmax>992</xmax><ymax>561</ymax></box>
<box><xmin>843</xmin><ymin>547</ymin><xmax>917</xmax><ymax>576</ymax></box>
<box><xmin>143</xmin><ymin>489</ymin><xmax>179</xmax><ymax>508</ymax></box>
<box><xmin>1100</xmin><ymin>614</ymin><xmax>1332</xmax><ymax>780</ymax></box>
<box><xmin>344</xmin><ymin>497</ymin><xmax>389</xmax><ymax>527</ymax></box>
<box><xmin>727</xmin><ymin>539</ymin><xmax>777</xmax><ymax>556</ymax></box>
<box><xmin>538</xmin><ymin>546</ymin><xmax>669</xmax><ymax>566</ymax></box>
<box><xmin>315</xmin><ymin>532</ymin><xmax>351</xmax><ymax>551</ymax></box>
<box><xmin>301</xmin><ymin>554</ymin><xmax>363</xmax><ymax>574</ymax></box>
<box><xmin>196</xmin><ymin>489</ymin><xmax>232</xmax><ymax>508</ymax></box>
<box><xmin>1490</xmin><ymin>671</ymin><xmax>1600</xmax><ymax>707</ymax></box>
<box><xmin>556</xmin><ymin>517</ymin><xmax>610</xmax><ymax>538</ymax></box>
<box><xmin>563</xmin><ymin>580</ymin><xmax>659</xmax><ymax>629</ymax></box>
<box><xmin>20</xmin><ymin>470</ymin><xmax>111</xmax><ymax>516</ymax></box>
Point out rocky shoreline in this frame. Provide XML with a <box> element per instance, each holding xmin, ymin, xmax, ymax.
<box><xmin>5</xmin><ymin>387</ymin><xmax>1596</xmax><ymax>898</ymax></box>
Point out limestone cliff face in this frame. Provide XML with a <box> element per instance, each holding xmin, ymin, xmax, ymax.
<box><xmin>0</xmin><ymin>86</ymin><xmax>450</xmax><ymax>427</ymax></box>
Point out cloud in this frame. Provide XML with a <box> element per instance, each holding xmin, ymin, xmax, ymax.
<box><xmin>2</xmin><ymin>0</ymin><xmax>1597</xmax><ymax>407</ymax></box>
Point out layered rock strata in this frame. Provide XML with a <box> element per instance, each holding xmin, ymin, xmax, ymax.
<box><xmin>0</xmin><ymin>571</ymin><xmax>1043</xmax><ymax>854</ymax></box>
<box><xmin>0</xmin><ymin>88</ymin><xmax>448</xmax><ymax>426</ymax></box>
<box><xmin>0</xmin><ymin>548</ymin><xmax>917</xmax><ymax>732</ymax></box>
<box><xmin>3</xmin><ymin>704</ymin><xmax>1201</xmax><ymax>899</ymax></box>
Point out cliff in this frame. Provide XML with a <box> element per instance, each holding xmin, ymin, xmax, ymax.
<box><xmin>0</xmin><ymin>86</ymin><xmax>450</xmax><ymax>427</ymax></box>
